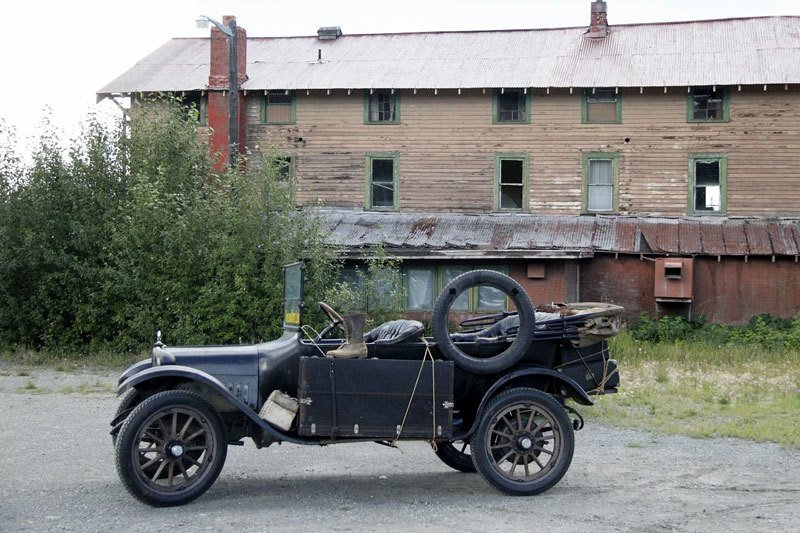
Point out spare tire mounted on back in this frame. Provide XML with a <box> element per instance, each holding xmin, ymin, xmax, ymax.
<box><xmin>432</xmin><ymin>270</ymin><xmax>536</xmax><ymax>374</ymax></box>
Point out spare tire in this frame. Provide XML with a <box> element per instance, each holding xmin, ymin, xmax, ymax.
<box><xmin>432</xmin><ymin>270</ymin><xmax>535</xmax><ymax>374</ymax></box>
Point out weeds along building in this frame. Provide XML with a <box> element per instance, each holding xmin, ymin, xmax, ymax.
<box><xmin>98</xmin><ymin>1</ymin><xmax>800</xmax><ymax>324</ymax></box>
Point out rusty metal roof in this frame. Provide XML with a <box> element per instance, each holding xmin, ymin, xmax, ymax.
<box><xmin>98</xmin><ymin>16</ymin><xmax>800</xmax><ymax>95</ymax></box>
<box><xmin>317</xmin><ymin>209</ymin><xmax>800</xmax><ymax>258</ymax></box>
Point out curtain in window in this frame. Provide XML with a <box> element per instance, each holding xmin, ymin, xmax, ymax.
<box><xmin>405</xmin><ymin>268</ymin><xmax>434</xmax><ymax>310</ymax></box>
<box><xmin>588</xmin><ymin>159</ymin><xmax>613</xmax><ymax>211</ymax></box>
<box><xmin>442</xmin><ymin>267</ymin><xmax>470</xmax><ymax>310</ymax></box>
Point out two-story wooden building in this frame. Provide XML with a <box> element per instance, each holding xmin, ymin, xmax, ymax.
<box><xmin>98</xmin><ymin>1</ymin><xmax>800</xmax><ymax>323</ymax></box>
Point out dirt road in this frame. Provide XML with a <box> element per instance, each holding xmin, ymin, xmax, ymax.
<box><xmin>0</xmin><ymin>366</ymin><xmax>797</xmax><ymax>532</ymax></box>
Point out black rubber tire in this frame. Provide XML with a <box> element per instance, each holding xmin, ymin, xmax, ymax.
<box><xmin>471</xmin><ymin>387</ymin><xmax>574</xmax><ymax>496</ymax></box>
<box><xmin>432</xmin><ymin>270</ymin><xmax>536</xmax><ymax>374</ymax></box>
<box><xmin>115</xmin><ymin>390</ymin><xmax>228</xmax><ymax>507</ymax></box>
<box><xmin>111</xmin><ymin>388</ymin><xmax>141</xmax><ymax>446</ymax></box>
<box><xmin>434</xmin><ymin>440</ymin><xmax>477</xmax><ymax>473</ymax></box>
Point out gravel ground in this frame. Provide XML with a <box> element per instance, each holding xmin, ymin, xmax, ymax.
<box><xmin>0</xmin><ymin>365</ymin><xmax>798</xmax><ymax>532</ymax></box>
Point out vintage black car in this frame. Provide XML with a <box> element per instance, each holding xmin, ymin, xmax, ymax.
<box><xmin>111</xmin><ymin>263</ymin><xmax>622</xmax><ymax>506</ymax></box>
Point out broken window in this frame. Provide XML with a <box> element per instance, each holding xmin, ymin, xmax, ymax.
<box><xmin>584</xmin><ymin>88</ymin><xmax>620</xmax><ymax>123</ymax></box>
<box><xmin>584</xmin><ymin>154</ymin><xmax>618</xmax><ymax>213</ymax></box>
<box><xmin>690</xmin><ymin>156</ymin><xmax>727</xmax><ymax>213</ymax></box>
<box><xmin>262</xmin><ymin>91</ymin><xmax>295</xmax><ymax>124</ymax></box>
<box><xmin>366</xmin><ymin>90</ymin><xmax>399</xmax><ymax>123</ymax></box>
<box><xmin>497</xmin><ymin>157</ymin><xmax>526</xmax><ymax>210</ymax></box>
<box><xmin>689</xmin><ymin>87</ymin><xmax>728</xmax><ymax>121</ymax></box>
<box><xmin>178</xmin><ymin>93</ymin><xmax>206</xmax><ymax>125</ymax></box>
<box><xmin>367</xmin><ymin>155</ymin><xmax>398</xmax><ymax>209</ymax></box>
<box><xmin>494</xmin><ymin>89</ymin><xmax>529</xmax><ymax>123</ymax></box>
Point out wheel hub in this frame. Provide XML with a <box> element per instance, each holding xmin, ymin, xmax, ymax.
<box><xmin>166</xmin><ymin>441</ymin><xmax>185</xmax><ymax>458</ymax></box>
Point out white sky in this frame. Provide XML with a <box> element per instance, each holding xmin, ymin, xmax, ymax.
<box><xmin>0</xmin><ymin>0</ymin><xmax>796</xmax><ymax>152</ymax></box>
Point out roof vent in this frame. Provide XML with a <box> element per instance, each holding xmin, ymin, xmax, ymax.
<box><xmin>317</xmin><ymin>26</ymin><xmax>342</xmax><ymax>40</ymax></box>
<box><xmin>587</xmin><ymin>0</ymin><xmax>608</xmax><ymax>39</ymax></box>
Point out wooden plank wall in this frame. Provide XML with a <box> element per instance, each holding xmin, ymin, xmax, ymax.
<box><xmin>244</xmin><ymin>86</ymin><xmax>800</xmax><ymax>216</ymax></box>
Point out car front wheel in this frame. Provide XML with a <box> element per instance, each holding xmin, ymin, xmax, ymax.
<box><xmin>115</xmin><ymin>390</ymin><xmax>228</xmax><ymax>507</ymax></box>
<box><xmin>471</xmin><ymin>387</ymin><xmax>574</xmax><ymax>495</ymax></box>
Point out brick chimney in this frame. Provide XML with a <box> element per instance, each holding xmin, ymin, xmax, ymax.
<box><xmin>206</xmin><ymin>16</ymin><xmax>248</xmax><ymax>169</ymax></box>
<box><xmin>587</xmin><ymin>0</ymin><xmax>609</xmax><ymax>38</ymax></box>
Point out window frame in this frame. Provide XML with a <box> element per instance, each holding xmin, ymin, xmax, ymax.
<box><xmin>492</xmin><ymin>89</ymin><xmax>531</xmax><ymax>124</ymax></box>
<box><xmin>404</xmin><ymin>264</ymin><xmax>509</xmax><ymax>312</ymax></box>
<box><xmin>261</xmin><ymin>90</ymin><xmax>297</xmax><ymax>125</ymax></box>
<box><xmin>688</xmin><ymin>153</ymin><xmax>728</xmax><ymax>215</ymax></box>
<box><xmin>686</xmin><ymin>87</ymin><xmax>730</xmax><ymax>123</ymax></box>
<box><xmin>581</xmin><ymin>88</ymin><xmax>622</xmax><ymax>124</ymax></box>
<box><xmin>494</xmin><ymin>153</ymin><xmax>529</xmax><ymax>212</ymax></box>
<box><xmin>363</xmin><ymin>90</ymin><xmax>401</xmax><ymax>125</ymax></box>
<box><xmin>582</xmin><ymin>152</ymin><xmax>620</xmax><ymax>214</ymax></box>
<box><xmin>365</xmin><ymin>152</ymin><xmax>400</xmax><ymax>211</ymax></box>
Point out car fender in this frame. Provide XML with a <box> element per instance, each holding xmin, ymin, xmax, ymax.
<box><xmin>461</xmin><ymin>367</ymin><xmax>593</xmax><ymax>440</ymax></box>
<box><xmin>117</xmin><ymin>358</ymin><xmax>152</xmax><ymax>387</ymax></box>
<box><xmin>118</xmin><ymin>365</ymin><xmax>307</xmax><ymax>445</ymax></box>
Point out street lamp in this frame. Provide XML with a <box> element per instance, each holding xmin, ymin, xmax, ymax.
<box><xmin>196</xmin><ymin>15</ymin><xmax>239</xmax><ymax>168</ymax></box>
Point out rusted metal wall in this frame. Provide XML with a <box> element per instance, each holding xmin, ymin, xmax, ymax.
<box><xmin>580</xmin><ymin>254</ymin><xmax>800</xmax><ymax>324</ymax></box>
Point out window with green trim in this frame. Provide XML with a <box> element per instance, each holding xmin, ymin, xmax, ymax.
<box><xmin>495</xmin><ymin>154</ymin><xmax>529</xmax><ymax>211</ymax></box>
<box><xmin>403</xmin><ymin>265</ymin><xmax>508</xmax><ymax>311</ymax></box>
<box><xmin>261</xmin><ymin>91</ymin><xmax>296</xmax><ymax>124</ymax></box>
<box><xmin>689</xmin><ymin>154</ymin><xmax>727</xmax><ymax>214</ymax></box>
<box><xmin>364</xmin><ymin>90</ymin><xmax>400</xmax><ymax>124</ymax></box>
<box><xmin>493</xmin><ymin>89</ymin><xmax>530</xmax><ymax>123</ymax></box>
<box><xmin>688</xmin><ymin>87</ymin><xmax>729</xmax><ymax>122</ymax></box>
<box><xmin>582</xmin><ymin>152</ymin><xmax>619</xmax><ymax>213</ymax></box>
<box><xmin>366</xmin><ymin>153</ymin><xmax>399</xmax><ymax>210</ymax></box>
<box><xmin>583</xmin><ymin>88</ymin><xmax>621</xmax><ymax>123</ymax></box>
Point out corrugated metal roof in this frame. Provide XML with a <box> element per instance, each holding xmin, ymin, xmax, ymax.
<box><xmin>317</xmin><ymin>209</ymin><xmax>800</xmax><ymax>258</ymax></box>
<box><xmin>98</xmin><ymin>17</ymin><xmax>800</xmax><ymax>95</ymax></box>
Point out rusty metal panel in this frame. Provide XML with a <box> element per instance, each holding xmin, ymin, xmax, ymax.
<box><xmin>641</xmin><ymin>218</ymin><xmax>680</xmax><ymax>254</ymax></box>
<box><xmin>611</xmin><ymin>218</ymin><xmax>641</xmax><ymax>253</ymax></box>
<box><xmin>744</xmin><ymin>221</ymin><xmax>774</xmax><ymax>256</ymax></box>
<box><xmin>699</xmin><ymin>220</ymin><xmax>726</xmax><ymax>256</ymax></box>
<box><xmin>767</xmin><ymin>223</ymin><xmax>800</xmax><ymax>256</ymax></box>
<box><xmin>99</xmin><ymin>17</ymin><xmax>800</xmax><ymax>97</ymax></box>
<box><xmin>722</xmin><ymin>220</ymin><xmax>749</xmax><ymax>256</ymax></box>
<box><xmin>678</xmin><ymin>219</ymin><xmax>703</xmax><ymax>255</ymax></box>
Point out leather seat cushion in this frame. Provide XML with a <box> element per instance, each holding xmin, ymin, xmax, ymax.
<box><xmin>363</xmin><ymin>319</ymin><xmax>424</xmax><ymax>345</ymax></box>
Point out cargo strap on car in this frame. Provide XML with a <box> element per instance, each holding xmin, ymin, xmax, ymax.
<box><xmin>392</xmin><ymin>338</ymin><xmax>438</xmax><ymax>451</ymax></box>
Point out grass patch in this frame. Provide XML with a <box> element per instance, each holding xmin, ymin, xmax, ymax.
<box><xmin>58</xmin><ymin>379</ymin><xmax>115</xmax><ymax>395</ymax></box>
<box><xmin>587</xmin><ymin>332</ymin><xmax>800</xmax><ymax>448</ymax></box>
<box><xmin>16</xmin><ymin>378</ymin><xmax>44</xmax><ymax>394</ymax></box>
<box><xmin>0</xmin><ymin>349</ymin><xmax>145</xmax><ymax>371</ymax></box>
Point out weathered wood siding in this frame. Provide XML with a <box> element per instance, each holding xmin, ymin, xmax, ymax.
<box><xmin>244</xmin><ymin>86</ymin><xmax>800</xmax><ymax>216</ymax></box>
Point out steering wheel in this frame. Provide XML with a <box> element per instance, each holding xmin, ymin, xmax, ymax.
<box><xmin>317</xmin><ymin>301</ymin><xmax>346</xmax><ymax>340</ymax></box>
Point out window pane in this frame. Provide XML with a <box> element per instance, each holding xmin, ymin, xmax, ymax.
<box><xmin>477</xmin><ymin>285</ymin><xmax>506</xmax><ymax>311</ymax></box>
<box><xmin>442</xmin><ymin>267</ymin><xmax>470</xmax><ymax>310</ymax></box>
<box><xmin>694</xmin><ymin>160</ymin><xmax>722</xmax><ymax>211</ymax></box>
<box><xmin>587</xmin><ymin>89</ymin><xmax>617</xmax><ymax>103</ymax></box>
<box><xmin>588</xmin><ymin>185</ymin><xmax>613</xmax><ymax>211</ymax></box>
<box><xmin>500</xmin><ymin>160</ymin><xmax>523</xmax><ymax>184</ymax></box>
<box><xmin>497</xmin><ymin>91</ymin><xmax>525</xmax><ymax>122</ymax></box>
<box><xmin>267</xmin><ymin>92</ymin><xmax>293</xmax><ymax>105</ymax></box>
<box><xmin>370</xmin><ymin>92</ymin><xmax>396</xmax><ymax>122</ymax></box>
<box><xmin>371</xmin><ymin>158</ymin><xmax>394</xmax><ymax>207</ymax></box>
<box><xmin>695</xmin><ymin>161</ymin><xmax>720</xmax><ymax>185</ymax></box>
<box><xmin>405</xmin><ymin>268</ymin><xmax>434</xmax><ymax>310</ymax></box>
<box><xmin>499</xmin><ymin>159</ymin><xmax>524</xmax><ymax>210</ymax></box>
<box><xmin>588</xmin><ymin>159</ymin><xmax>613</xmax><ymax>184</ymax></box>
<box><xmin>587</xmin><ymin>102</ymin><xmax>617</xmax><ymax>122</ymax></box>
<box><xmin>693</xmin><ymin>87</ymin><xmax>723</xmax><ymax>120</ymax></box>
<box><xmin>266</xmin><ymin>105</ymin><xmax>291</xmax><ymax>123</ymax></box>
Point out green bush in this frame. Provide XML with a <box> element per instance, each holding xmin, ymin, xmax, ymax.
<box><xmin>0</xmin><ymin>101</ymin><xmax>338</xmax><ymax>354</ymax></box>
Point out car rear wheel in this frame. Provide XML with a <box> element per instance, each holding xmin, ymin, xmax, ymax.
<box><xmin>471</xmin><ymin>387</ymin><xmax>574</xmax><ymax>495</ymax></box>
<box><xmin>115</xmin><ymin>390</ymin><xmax>228</xmax><ymax>507</ymax></box>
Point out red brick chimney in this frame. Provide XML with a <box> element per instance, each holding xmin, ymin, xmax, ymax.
<box><xmin>207</xmin><ymin>16</ymin><xmax>247</xmax><ymax>170</ymax></box>
<box><xmin>587</xmin><ymin>0</ymin><xmax>609</xmax><ymax>38</ymax></box>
